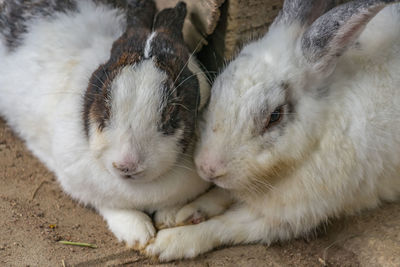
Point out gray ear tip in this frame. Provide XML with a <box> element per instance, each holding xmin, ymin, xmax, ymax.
<box><xmin>152</xmin><ymin>1</ymin><xmax>187</xmax><ymax>38</ymax></box>
<box><xmin>300</xmin><ymin>0</ymin><xmax>395</xmax><ymax>69</ymax></box>
<box><xmin>175</xmin><ymin>1</ymin><xmax>187</xmax><ymax>19</ymax></box>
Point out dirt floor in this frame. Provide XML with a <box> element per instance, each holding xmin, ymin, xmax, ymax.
<box><xmin>0</xmin><ymin>118</ymin><xmax>399</xmax><ymax>267</ymax></box>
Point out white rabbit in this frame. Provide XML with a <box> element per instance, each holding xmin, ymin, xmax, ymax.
<box><xmin>146</xmin><ymin>0</ymin><xmax>400</xmax><ymax>261</ymax></box>
<box><xmin>0</xmin><ymin>0</ymin><xmax>213</xmax><ymax>248</ymax></box>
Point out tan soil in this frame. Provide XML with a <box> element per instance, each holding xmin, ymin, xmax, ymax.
<box><xmin>0</xmin><ymin>118</ymin><xmax>399</xmax><ymax>267</ymax></box>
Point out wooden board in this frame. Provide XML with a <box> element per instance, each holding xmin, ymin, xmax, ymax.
<box><xmin>218</xmin><ymin>0</ymin><xmax>283</xmax><ymax>60</ymax></box>
<box><xmin>197</xmin><ymin>0</ymin><xmax>283</xmax><ymax>71</ymax></box>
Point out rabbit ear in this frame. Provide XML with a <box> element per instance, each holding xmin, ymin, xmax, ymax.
<box><xmin>273</xmin><ymin>0</ymin><xmax>338</xmax><ymax>27</ymax></box>
<box><xmin>126</xmin><ymin>0</ymin><xmax>156</xmax><ymax>29</ymax></box>
<box><xmin>301</xmin><ymin>0</ymin><xmax>397</xmax><ymax>74</ymax></box>
<box><xmin>153</xmin><ymin>1</ymin><xmax>187</xmax><ymax>41</ymax></box>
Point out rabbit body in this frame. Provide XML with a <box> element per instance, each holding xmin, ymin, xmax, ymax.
<box><xmin>146</xmin><ymin>1</ymin><xmax>400</xmax><ymax>261</ymax></box>
<box><xmin>0</xmin><ymin>0</ymin><xmax>210</xmax><ymax>247</ymax></box>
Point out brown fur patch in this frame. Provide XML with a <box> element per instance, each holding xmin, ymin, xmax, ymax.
<box><xmin>83</xmin><ymin>1</ymin><xmax>155</xmax><ymax>136</ymax></box>
<box><xmin>83</xmin><ymin>40</ymin><xmax>144</xmax><ymax>136</ymax></box>
<box><xmin>84</xmin><ymin>1</ymin><xmax>201</xmax><ymax>156</ymax></box>
<box><xmin>146</xmin><ymin>3</ymin><xmax>201</xmax><ymax>152</ymax></box>
<box><xmin>153</xmin><ymin>39</ymin><xmax>200</xmax><ymax>151</ymax></box>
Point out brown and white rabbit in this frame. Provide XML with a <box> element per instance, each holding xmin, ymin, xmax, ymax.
<box><xmin>0</xmin><ymin>0</ymin><xmax>211</xmax><ymax>248</ymax></box>
<box><xmin>146</xmin><ymin>0</ymin><xmax>400</xmax><ymax>261</ymax></box>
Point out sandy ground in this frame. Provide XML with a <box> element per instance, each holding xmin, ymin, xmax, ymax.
<box><xmin>0</xmin><ymin>118</ymin><xmax>399</xmax><ymax>267</ymax></box>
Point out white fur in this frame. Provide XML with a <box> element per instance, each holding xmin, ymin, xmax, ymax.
<box><xmin>146</xmin><ymin>3</ymin><xmax>400</xmax><ymax>261</ymax></box>
<box><xmin>0</xmin><ymin>1</ymin><xmax>210</xmax><ymax>247</ymax></box>
<box><xmin>144</xmin><ymin>31</ymin><xmax>156</xmax><ymax>58</ymax></box>
<box><xmin>188</xmin><ymin>56</ymin><xmax>210</xmax><ymax>110</ymax></box>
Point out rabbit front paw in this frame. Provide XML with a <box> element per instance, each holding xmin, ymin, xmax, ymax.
<box><xmin>153</xmin><ymin>205</ymin><xmax>181</xmax><ymax>230</ymax></box>
<box><xmin>175</xmin><ymin>188</ymin><xmax>233</xmax><ymax>226</ymax></box>
<box><xmin>175</xmin><ymin>203</ymin><xmax>207</xmax><ymax>225</ymax></box>
<box><xmin>145</xmin><ymin>225</ymin><xmax>213</xmax><ymax>261</ymax></box>
<box><xmin>100</xmin><ymin>208</ymin><xmax>155</xmax><ymax>249</ymax></box>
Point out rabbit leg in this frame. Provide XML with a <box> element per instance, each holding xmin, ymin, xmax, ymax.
<box><xmin>99</xmin><ymin>207</ymin><xmax>155</xmax><ymax>249</ymax></box>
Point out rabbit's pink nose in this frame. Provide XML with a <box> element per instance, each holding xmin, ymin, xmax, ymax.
<box><xmin>112</xmin><ymin>158</ymin><xmax>144</xmax><ymax>178</ymax></box>
<box><xmin>196</xmin><ymin>159</ymin><xmax>227</xmax><ymax>182</ymax></box>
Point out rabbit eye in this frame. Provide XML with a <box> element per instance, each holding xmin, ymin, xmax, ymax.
<box><xmin>265</xmin><ymin>106</ymin><xmax>283</xmax><ymax>130</ymax></box>
<box><xmin>270</xmin><ymin>108</ymin><xmax>282</xmax><ymax>123</ymax></box>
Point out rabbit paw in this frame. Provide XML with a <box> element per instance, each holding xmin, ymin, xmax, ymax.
<box><xmin>100</xmin><ymin>208</ymin><xmax>155</xmax><ymax>249</ymax></box>
<box><xmin>153</xmin><ymin>206</ymin><xmax>181</xmax><ymax>230</ymax></box>
<box><xmin>145</xmin><ymin>225</ymin><xmax>212</xmax><ymax>261</ymax></box>
<box><xmin>175</xmin><ymin>188</ymin><xmax>233</xmax><ymax>226</ymax></box>
<box><xmin>175</xmin><ymin>204</ymin><xmax>207</xmax><ymax>225</ymax></box>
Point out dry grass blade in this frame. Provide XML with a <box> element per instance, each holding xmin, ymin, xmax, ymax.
<box><xmin>59</xmin><ymin>240</ymin><xmax>98</xmax><ymax>249</ymax></box>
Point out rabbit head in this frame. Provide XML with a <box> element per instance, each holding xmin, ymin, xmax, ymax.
<box><xmin>194</xmin><ymin>0</ymin><xmax>396</xmax><ymax>193</ymax></box>
<box><xmin>83</xmin><ymin>1</ymin><xmax>208</xmax><ymax>182</ymax></box>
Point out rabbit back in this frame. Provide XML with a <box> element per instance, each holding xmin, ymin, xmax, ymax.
<box><xmin>0</xmin><ymin>1</ymin><xmax>126</xmax><ymax>170</ymax></box>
